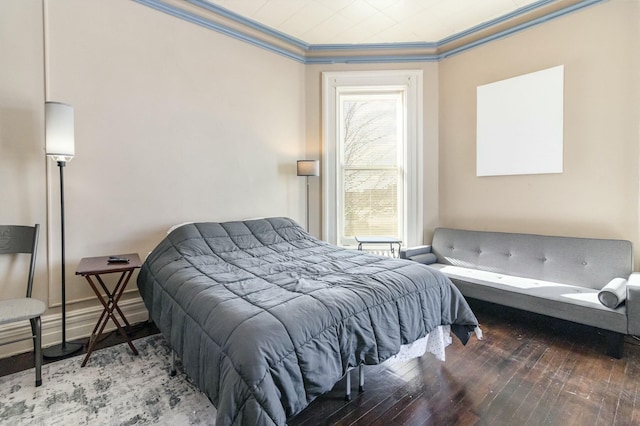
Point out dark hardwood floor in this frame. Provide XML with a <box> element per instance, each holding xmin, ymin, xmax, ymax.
<box><xmin>290</xmin><ymin>300</ymin><xmax>640</xmax><ymax>425</ymax></box>
<box><xmin>1</xmin><ymin>300</ymin><xmax>638</xmax><ymax>425</ymax></box>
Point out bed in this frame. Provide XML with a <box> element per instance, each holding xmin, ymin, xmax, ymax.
<box><xmin>137</xmin><ymin>217</ymin><xmax>479</xmax><ymax>425</ymax></box>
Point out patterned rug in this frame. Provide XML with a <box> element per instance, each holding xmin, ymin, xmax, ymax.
<box><xmin>0</xmin><ymin>334</ymin><xmax>217</xmax><ymax>425</ymax></box>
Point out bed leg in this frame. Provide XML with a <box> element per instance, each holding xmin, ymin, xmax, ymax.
<box><xmin>358</xmin><ymin>365</ymin><xmax>364</xmax><ymax>393</ymax></box>
<box><xmin>171</xmin><ymin>350</ymin><xmax>177</xmax><ymax>376</ymax></box>
<box><xmin>344</xmin><ymin>370</ymin><xmax>351</xmax><ymax>401</ymax></box>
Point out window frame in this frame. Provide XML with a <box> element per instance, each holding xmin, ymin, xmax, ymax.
<box><xmin>322</xmin><ymin>70</ymin><xmax>423</xmax><ymax>247</ymax></box>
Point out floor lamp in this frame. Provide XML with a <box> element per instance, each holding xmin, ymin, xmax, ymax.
<box><xmin>296</xmin><ymin>160</ymin><xmax>320</xmax><ymax>231</ymax></box>
<box><xmin>43</xmin><ymin>101</ymin><xmax>82</xmax><ymax>358</ymax></box>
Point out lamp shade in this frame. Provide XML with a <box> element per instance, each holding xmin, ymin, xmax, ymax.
<box><xmin>297</xmin><ymin>160</ymin><xmax>320</xmax><ymax>177</ymax></box>
<box><xmin>45</xmin><ymin>102</ymin><xmax>75</xmax><ymax>162</ymax></box>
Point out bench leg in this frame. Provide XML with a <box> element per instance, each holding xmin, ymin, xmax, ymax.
<box><xmin>606</xmin><ymin>332</ymin><xmax>624</xmax><ymax>359</ymax></box>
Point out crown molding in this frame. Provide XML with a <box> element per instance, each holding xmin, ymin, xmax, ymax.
<box><xmin>185</xmin><ymin>0</ymin><xmax>310</xmax><ymax>51</ymax></box>
<box><xmin>133</xmin><ymin>0</ymin><xmax>308</xmax><ymax>62</ymax></box>
<box><xmin>133</xmin><ymin>0</ymin><xmax>606</xmax><ymax>64</ymax></box>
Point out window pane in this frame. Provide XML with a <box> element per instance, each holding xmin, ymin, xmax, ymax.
<box><xmin>342</xmin><ymin>98</ymin><xmax>399</xmax><ymax>167</ymax></box>
<box><xmin>343</xmin><ymin>168</ymin><xmax>399</xmax><ymax>238</ymax></box>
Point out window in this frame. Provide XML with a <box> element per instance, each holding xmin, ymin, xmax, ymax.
<box><xmin>339</xmin><ymin>92</ymin><xmax>404</xmax><ymax>245</ymax></box>
<box><xmin>322</xmin><ymin>70</ymin><xmax>423</xmax><ymax>247</ymax></box>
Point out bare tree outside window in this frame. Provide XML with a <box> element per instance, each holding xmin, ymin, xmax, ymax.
<box><xmin>339</xmin><ymin>94</ymin><xmax>404</xmax><ymax>243</ymax></box>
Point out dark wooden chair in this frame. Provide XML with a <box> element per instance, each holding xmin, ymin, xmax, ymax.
<box><xmin>0</xmin><ymin>224</ymin><xmax>45</xmax><ymax>386</ymax></box>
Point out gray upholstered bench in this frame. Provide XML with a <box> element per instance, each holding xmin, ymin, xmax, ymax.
<box><xmin>401</xmin><ymin>227</ymin><xmax>639</xmax><ymax>358</ymax></box>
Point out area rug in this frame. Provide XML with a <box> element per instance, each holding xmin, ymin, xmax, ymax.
<box><xmin>0</xmin><ymin>334</ymin><xmax>217</xmax><ymax>425</ymax></box>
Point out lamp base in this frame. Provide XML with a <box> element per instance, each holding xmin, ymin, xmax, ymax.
<box><xmin>43</xmin><ymin>341</ymin><xmax>83</xmax><ymax>359</ymax></box>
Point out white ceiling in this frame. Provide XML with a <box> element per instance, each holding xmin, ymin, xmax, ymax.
<box><xmin>204</xmin><ymin>0</ymin><xmax>542</xmax><ymax>45</ymax></box>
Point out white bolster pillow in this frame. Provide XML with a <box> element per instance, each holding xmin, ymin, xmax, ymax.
<box><xmin>598</xmin><ymin>278</ymin><xmax>627</xmax><ymax>309</ymax></box>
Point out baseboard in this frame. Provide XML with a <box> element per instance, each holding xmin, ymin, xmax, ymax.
<box><xmin>0</xmin><ymin>297</ymin><xmax>149</xmax><ymax>359</ymax></box>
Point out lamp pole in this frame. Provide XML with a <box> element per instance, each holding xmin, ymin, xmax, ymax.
<box><xmin>305</xmin><ymin>175</ymin><xmax>310</xmax><ymax>231</ymax></box>
<box><xmin>297</xmin><ymin>160</ymin><xmax>320</xmax><ymax>232</ymax></box>
<box><xmin>58</xmin><ymin>161</ymin><xmax>68</xmax><ymax>348</ymax></box>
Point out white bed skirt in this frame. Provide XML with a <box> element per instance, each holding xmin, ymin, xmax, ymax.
<box><xmin>383</xmin><ymin>325</ymin><xmax>482</xmax><ymax>363</ymax></box>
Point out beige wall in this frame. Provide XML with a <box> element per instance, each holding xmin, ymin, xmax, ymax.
<box><xmin>0</xmin><ymin>3</ymin><xmax>48</xmax><ymax>302</ymax></box>
<box><xmin>305</xmin><ymin>62</ymin><xmax>440</xmax><ymax>242</ymax></box>
<box><xmin>1</xmin><ymin>0</ymin><xmax>306</xmax><ymax>356</ymax></box>
<box><xmin>46</xmin><ymin>0</ymin><xmax>306</xmax><ymax>303</ymax></box>
<box><xmin>438</xmin><ymin>1</ymin><xmax>640</xmax><ymax>265</ymax></box>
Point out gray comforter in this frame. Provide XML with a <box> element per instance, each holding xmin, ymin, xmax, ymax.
<box><xmin>137</xmin><ymin>217</ymin><xmax>478</xmax><ymax>425</ymax></box>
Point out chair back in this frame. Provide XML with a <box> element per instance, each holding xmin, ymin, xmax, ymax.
<box><xmin>0</xmin><ymin>225</ymin><xmax>39</xmax><ymax>298</ymax></box>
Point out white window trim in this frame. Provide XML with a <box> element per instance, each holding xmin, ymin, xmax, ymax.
<box><xmin>322</xmin><ymin>70</ymin><xmax>423</xmax><ymax>247</ymax></box>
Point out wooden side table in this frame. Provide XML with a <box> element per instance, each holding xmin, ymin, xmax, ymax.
<box><xmin>76</xmin><ymin>253</ymin><xmax>142</xmax><ymax>367</ymax></box>
<box><xmin>355</xmin><ymin>236</ymin><xmax>402</xmax><ymax>257</ymax></box>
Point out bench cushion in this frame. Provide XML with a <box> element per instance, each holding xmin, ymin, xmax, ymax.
<box><xmin>429</xmin><ymin>263</ymin><xmax>628</xmax><ymax>334</ymax></box>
